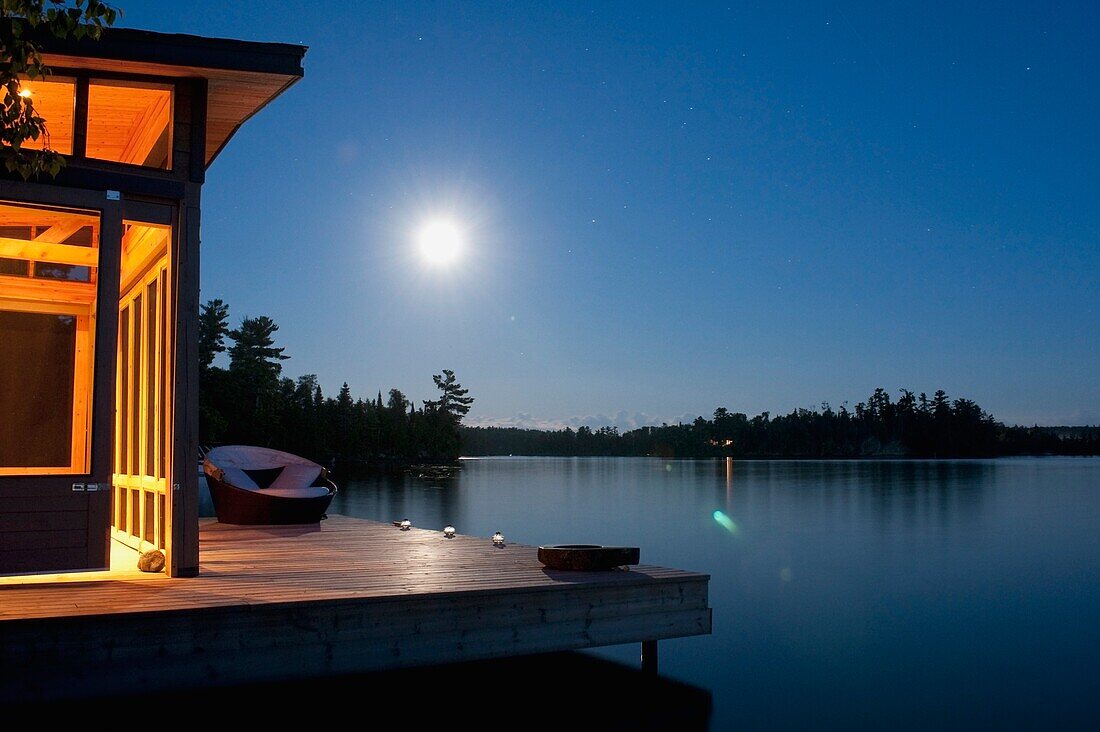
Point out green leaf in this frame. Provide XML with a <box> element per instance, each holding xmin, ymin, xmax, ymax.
<box><xmin>2</xmin><ymin>0</ymin><xmax>119</xmax><ymax>179</ymax></box>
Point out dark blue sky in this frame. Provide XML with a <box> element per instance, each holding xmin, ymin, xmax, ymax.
<box><xmin>124</xmin><ymin>1</ymin><xmax>1098</xmax><ymax>427</ymax></box>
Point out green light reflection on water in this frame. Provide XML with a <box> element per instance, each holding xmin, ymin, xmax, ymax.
<box><xmin>713</xmin><ymin>509</ymin><xmax>738</xmax><ymax>535</ymax></box>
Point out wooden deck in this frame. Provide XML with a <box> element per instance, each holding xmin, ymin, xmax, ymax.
<box><xmin>1</xmin><ymin>515</ymin><xmax>711</xmax><ymax>702</ymax></box>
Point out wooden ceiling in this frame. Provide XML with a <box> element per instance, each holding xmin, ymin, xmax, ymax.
<box><xmin>0</xmin><ymin>203</ymin><xmax>99</xmax><ymax>290</ymax></box>
<box><xmin>41</xmin><ymin>53</ymin><xmax>299</xmax><ymax>168</ymax></box>
<box><xmin>40</xmin><ymin>34</ymin><xmax>303</xmax><ymax>168</ymax></box>
<box><xmin>14</xmin><ymin>78</ymin><xmax>76</xmax><ymax>155</ymax></box>
<box><xmin>86</xmin><ymin>81</ymin><xmax>171</xmax><ymax>167</ymax></box>
<box><xmin>0</xmin><ymin>202</ymin><xmax>98</xmax><ymax>232</ymax></box>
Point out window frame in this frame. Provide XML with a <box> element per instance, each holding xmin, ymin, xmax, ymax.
<box><xmin>85</xmin><ymin>77</ymin><xmax>175</xmax><ymax>171</ymax></box>
<box><xmin>10</xmin><ymin>75</ymin><xmax>78</xmax><ymax>156</ymax></box>
<box><xmin>31</xmin><ymin>68</ymin><xmax>179</xmax><ymax>174</ymax></box>
<box><xmin>0</xmin><ymin>200</ymin><xmax>103</xmax><ymax>476</ymax></box>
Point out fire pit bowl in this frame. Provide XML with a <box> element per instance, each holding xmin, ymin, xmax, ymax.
<box><xmin>537</xmin><ymin>544</ymin><xmax>640</xmax><ymax>571</ymax></box>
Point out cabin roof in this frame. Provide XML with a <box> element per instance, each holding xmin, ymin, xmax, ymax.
<box><xmin>35</xmin><ymin>26</ymin><xmax>306</xmax><ymax>168</ymax></box>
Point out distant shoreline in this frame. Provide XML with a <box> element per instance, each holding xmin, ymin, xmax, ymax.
<box><xmin>458</xmin><ymin>453</ymin><xmax>1100</xmax><ymax>460</ymax></box>
<box><xmin>460</xmin><ymin>394</ymin><xmax>1100</xmax><ymax>460</ymax></box>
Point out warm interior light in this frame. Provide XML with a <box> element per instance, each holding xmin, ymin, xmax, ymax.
<box><xmin>0</xmin><ymin>201</ymin><xmax>100</xmax><ymax>476</ymax></box>
<box><xmin>416</xmin><ymin>220</ymin><xmax>462</xmax><ymax>265</ymax></box>
<box><xmin>87</xmin><ymin>80</ymin><xmax>172</xmax><ymax>168</ymax></box>
<box><xmin>7</xmin><ymin>77</ymin><xmax>76</xmax><ymax>154</ymax></box>
<box><xmin>113</xmin><ymin>220</ymin><xmax>173</xmax><ymax>555</ymax></box>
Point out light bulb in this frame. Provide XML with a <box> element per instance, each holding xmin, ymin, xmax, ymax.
<box><xmin>443</xmin><ymin>525</ymin><xmax>456</xmax><ymax>539</ymax></box>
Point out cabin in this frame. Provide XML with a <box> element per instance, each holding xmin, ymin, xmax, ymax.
<box><xmin>0</xmin><ymin>27</ymin><xmax>305</xmax><ymax>577</ymax></box>
<box><xmin>1</xmin><ymin>27</ymin><xmax>710</xmax><ymax>700</ymax></box>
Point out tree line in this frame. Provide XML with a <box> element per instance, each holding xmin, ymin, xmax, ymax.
<box><xmin>461</xmin><ymin>388</ymin><xmax>1100</xmax><ymax>458</ymax></box>
<box><xmin>198</xmin><ymin>302</ymin><xmax>1096</xmax><ymax>464</ymax></box>
<box><xmin>199</xmin><ymin>299</ymin><xmax>473</xmax><ymax>473</ymax></box>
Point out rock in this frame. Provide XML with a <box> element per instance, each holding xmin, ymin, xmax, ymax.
<box><xmin>138</xmin><ymin>549</ymin><xmax>166</xmax><ymax>573</ymax></box>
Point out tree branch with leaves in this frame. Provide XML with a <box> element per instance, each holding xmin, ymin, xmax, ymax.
<box><xmin>1</xmin><ymin>0</ymin><xmax>118</xmax><ymax>179</ymax></box>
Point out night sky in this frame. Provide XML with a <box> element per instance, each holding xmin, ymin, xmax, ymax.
<box><xmin>122</xmin><ymin>1</ymin><xmax>1098</xmax><ymax>428</ymax></box>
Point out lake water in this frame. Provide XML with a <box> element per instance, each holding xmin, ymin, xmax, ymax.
<box><xmin>330</xmin><ymin>457</ymin><xmax>1100</xmax><ymax>729</ymax></box>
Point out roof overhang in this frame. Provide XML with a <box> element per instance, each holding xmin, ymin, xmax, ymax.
<box><xmin>35</xmin><ymin>27</ymin><xmax>306</xmax><ymax>169</ymax></box>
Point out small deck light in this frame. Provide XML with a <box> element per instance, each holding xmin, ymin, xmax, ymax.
<box><xmin>492</xmin><ymin>531</ymin><xmax>505</xmax><ymax>547</ymax></box>
<box><xmin>400</xmin><ymin>519</ymin><xmax>412</xmax><ymax>531</ymax></box>
<box><xmin>443</xmin><ymin>525</ymin><xmax>456</xmax><ymax>539</ymax></box>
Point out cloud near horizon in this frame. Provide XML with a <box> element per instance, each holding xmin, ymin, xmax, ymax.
<box><xmin>465</xmin><ymin>410</ymin><xmax>703</xmax><ymax>432</ymax></box>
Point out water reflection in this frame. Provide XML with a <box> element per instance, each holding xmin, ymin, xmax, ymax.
<box><xmin>725</xmin><ymin>457</ymin><xmax>734</xmax><ymax>513</ymax></box>
<box><xmin>34</xmin><ymin>652</ymin><xmax>712</xmax><ymax>729</ymax></box>
<box><xmin>336</xmin><ymin>458</ymin><xmax>993</xmax><ymax>546</ymax></box>
<box><xmin>718</xmin><ymin>459</ymin><xmax>990</xmax><ymax>535</ymax></box>
<box><xmin>329</xmin><ymin>456</ymin><xmax>1100</xmax><ymax>730</ymax></box>
<box><xmin>332</xmin><ymin>471</ymin><xmax>465</xmax><ymax>534</ymax></box>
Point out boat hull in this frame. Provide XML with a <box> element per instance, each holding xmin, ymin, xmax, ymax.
<box><xmin>207</xmin><ymin>473</ymin><xmax>336</xmax><ymax>525</ymax></box>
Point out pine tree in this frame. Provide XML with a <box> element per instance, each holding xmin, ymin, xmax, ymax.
<box><xmin>423</xmin><ymin>369</ymin><xmax>474</xmax><ymax>420</ymax></box>
<box><xmin>198</xmin><ymin>299</ymin><xmax>230</xmax><ymax>369</ymax></box>
<box><xmin>197</xmin><ymin>299</ymin><xmax>231</xmax><ymax>443</ymax></box>
<box><xmin>226</xmin><ymin>315</ymin><xmax>289</xmax><ymax>445</ymax></box>
<box><xmin>387</xmin><ymin>388</ymin><xmax>410</xmax><ymax>415</ymax></box>
<box><xmin>228</xmin><ymin>316</ymin><xmax>289</xmax><ymax>382</ymax></box>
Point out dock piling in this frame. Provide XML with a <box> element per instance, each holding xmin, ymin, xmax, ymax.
<box><xmin>641</xmin><ymin>639</ymin><xmax>659</xmax><ymax>675</ymax></box>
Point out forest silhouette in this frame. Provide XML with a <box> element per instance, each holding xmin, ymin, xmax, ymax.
<box><xmin>198</xmin><ymin>299</ymin><xmax>473</xmax><ymax>471</ymax></box>
<box><xmin>199</xmin><ymin>300</ymin><xmax>1097</xmax><ymax>470</ymax></box>
<box><xmin>461</xmin><ymin>394</ymin><xmax>1099</xmax><ymax>459</ymax></box>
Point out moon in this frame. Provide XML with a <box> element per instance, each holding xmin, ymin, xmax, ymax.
<box><xmin>416</xmin><ymin>220</ymin><xmax>462</xmax><ymax>265</ymax></box>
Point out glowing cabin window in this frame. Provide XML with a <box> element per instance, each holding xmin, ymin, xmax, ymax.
<box><xmin>113</xmin><ymin>220</ymin><xmax>173</xmax><ymax>552</ymax></box>
<box><xmin>0</xmin><ymin>201</ymin><xmax>100</xmax><ymax>475</ymax></box>
<box><xmin>87</xmin><ymin>80</ymin><xmax>173</xmax><ymax>169</ymax></box>
<box><xmin>6</xmin><ymin>77</ymin><xmax>76</xmax><ymax>155</ymax></box>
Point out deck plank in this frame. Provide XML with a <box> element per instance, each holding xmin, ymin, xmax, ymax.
<box><xmin>0</xmin><ymin>515</ymin><xmax>710</xmax><ymax>701</ymax></box>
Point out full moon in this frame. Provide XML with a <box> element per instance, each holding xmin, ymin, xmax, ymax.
<box><xmin>416</xmin><ymin>221</ymin><xmax>462</xmax><ymax>265</ymax></box>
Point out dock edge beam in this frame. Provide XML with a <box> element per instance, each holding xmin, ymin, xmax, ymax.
<box><xmin>641</xmin><ymin>639</ymin><xmax>659</xmax><ymax>675</ymax></box>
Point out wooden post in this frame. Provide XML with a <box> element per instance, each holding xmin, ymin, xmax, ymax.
<box><xmin>87</xmin><ymin>195</ymin><xmax>122</xmax><ymax>570</ymax></box>
<box><xmin>641</xmin><ymin>639</ymin><xmax>658</xmax><ymax>675</ymax></box>
<box><xmin>168</xmin><ymin>78</ymin><xmax>206</xmax><ymax>578</ymax></box>
<box><xmin>169</xmin><ymin>189</ymin><xmax>200</xmax><ymax>577</ymax></box>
